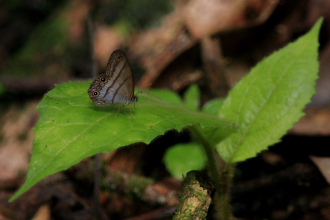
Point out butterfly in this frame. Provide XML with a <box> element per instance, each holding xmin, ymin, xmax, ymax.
<box><xmin>88</xmin><ymin>50</ymin><xmax>138</xmax><ymax>106</ymax></box>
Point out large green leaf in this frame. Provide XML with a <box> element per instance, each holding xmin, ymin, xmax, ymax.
<box><xmin>217</xmin><ymin>19</ymin><xmax>322</xmax><ymax>162</ymax></box>
<box><xmin>10</xmin><ymin>81</ymin><xmax>237</xmax><ymax>201</ymax></box>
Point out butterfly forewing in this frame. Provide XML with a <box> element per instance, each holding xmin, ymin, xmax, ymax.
<box><xmin>105</xmin><ymin>50</ymin><xmax>126</xmax><ymax>77</ymax></box>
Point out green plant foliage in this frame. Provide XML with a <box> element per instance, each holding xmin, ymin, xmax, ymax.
<box><xmin>164</xmin><ymin>86</ymin><xmax>225</xmax><ymax>179</ymax></box>
<box><xmin>144</xmin><ymin>89</ymin><xmax>182</xmax><ymax>105</ymax></box>
<box><xmin>202</xmin><ymin>99</ymin><xmax>225</xmax><ymax>115</ymax></box>
<box><xmin>164</xmin><ymin>142</ymin><xmax>207</xmax><ymax>179</ymax></box>
<box><xmin>216</xmin><ymin>19</ymin><xmax>322</xmax><ymax>162</ymax></box>
<box><xmin>183</xmin><ymin>84</ymin><xmax>200</xmax><ymax>111</ymax></box>
<box><xmin>10</xmin><ymin>81</ymin><xmax>237</xmax><ymax>201</ymax></box>
<box><xmin>163</xmin><ymin>85</ymin><xmax>218</xmax><ymax>179</ymax></box>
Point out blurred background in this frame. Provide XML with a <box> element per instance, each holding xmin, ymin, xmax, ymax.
<box><xmin>1</xmin><ymin>0</ymin><xmax>330</xmax><ymax>219</ymax></box>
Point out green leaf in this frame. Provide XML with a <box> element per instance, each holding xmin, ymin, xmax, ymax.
<box><xmin>10</xmin><ymin>81</ymin><xmax>237</xmax><ymax>201</ymax></box>
<box><xmin>183</xmin><ymin>84</ymin><xmax>200</xmax><ymax>110</ymax></box>
<box><xmin>164</xmin><ymin>142</ymin><xmax>206</xmax><ymax>179</ymax></box>
<box><xmin>217</xmin><ymin>19</ymin><xmax>322</xmax><ymax>162</ymax></box>
<box><xmin>145</xmin><ymin>89</ymin><xmax>182</xmax><ymax>105</ymax></box>
<box><xmin>195</xmin><ymin>99</ymin><xmax>227</xmax><ymax>146</ymax></box>
<box><xmin>202</xmin><ymin>98</ymin><xmax>225</xmax><ymax>115</ymax></box>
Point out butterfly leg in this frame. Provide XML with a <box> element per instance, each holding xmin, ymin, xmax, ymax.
<box><xmin>115</xmin><ymin>105</ymin><xmax>124</xmax><ymax>117</ymax></box>
<box><xmin>126</xmin><ymin>104</ymin><xmax>133</xmax><ymax>120</ymax></box>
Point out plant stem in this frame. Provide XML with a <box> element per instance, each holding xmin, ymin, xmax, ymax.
<box><xmin>189</xmin><ymin>126</ymin><xmax>235</xmax><ymax>220</ymax></box>
<box><xmin>214</xmin><ymin>163</ymin><xmax>236</xmax><ymax>220</ymax></box>
<box><xmin>189</xmin><ymin>126</ymin><xmax>223</xmax><ymax>192</ymax></box>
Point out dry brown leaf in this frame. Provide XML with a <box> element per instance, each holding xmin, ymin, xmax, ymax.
<box><xmin>310</xmin><ymin>156</ymin><xmax>330</xmax><ymax>184</ymax></box>
<box><xmin>31</xmin><ymin>204</ymin><xmax>51</xmax><ymax>220</ymax></box>
<box><xmin>291</xmin><ymin>107</ymin><xmax>330</xmax><ymax>135</ymax></box>
<box><xmin>183</xmin><ymin>0</ymin><xmax>279</xmax><ymax>38</ymax></box>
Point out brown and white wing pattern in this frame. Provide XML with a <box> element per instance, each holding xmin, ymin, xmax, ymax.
<box><xmin>88</xmin><ymin>50</ymin><xmax>138</xmax><ymax>105</ymax></box>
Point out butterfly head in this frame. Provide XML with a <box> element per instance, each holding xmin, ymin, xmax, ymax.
<box><xmin>88</xmin><ymin>74</ymin><xmax>109</xmax><ymax>105</ymax></box>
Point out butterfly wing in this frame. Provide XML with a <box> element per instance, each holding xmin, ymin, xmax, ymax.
<box><xmin>88</xmin><ymin>50</ymin><xmax>136</xmax><ymax>105</ymax></box>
